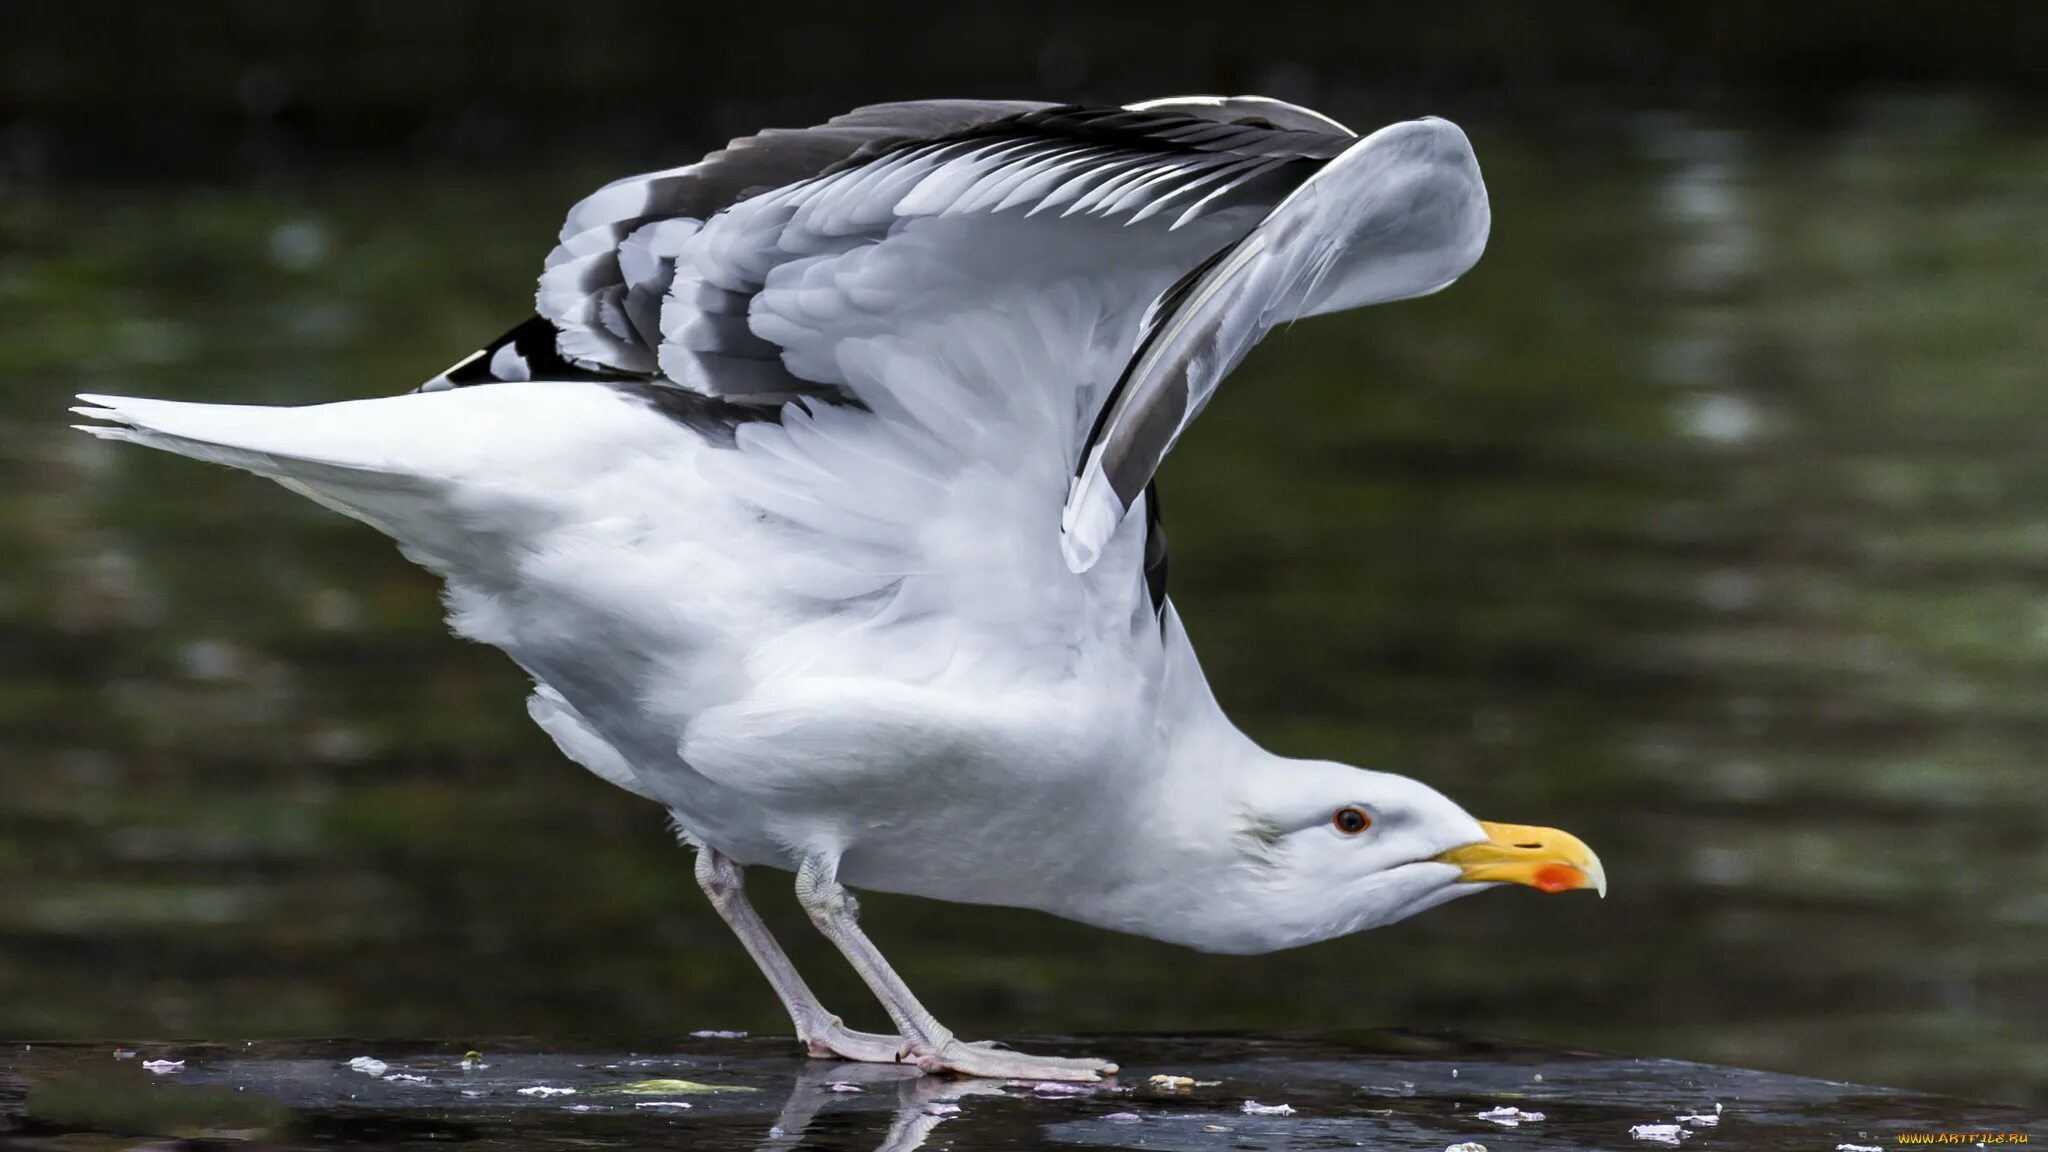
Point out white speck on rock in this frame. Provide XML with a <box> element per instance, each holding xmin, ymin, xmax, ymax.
<box><xmin>141</xmin><ymin>1059</ymin><xmax>184</xmax><ymax>1074</ymax></box>
<box><xmin>518</xmin><ymin>1086</ymin><xmax>577</xmax><ymax>1098</ymax></box>
<box><xmin>384</xmin><ymin>1073</ymin><xmax>429</xmax><ymax>1084</ymax></box>
<box><xmin>1103</xmin><ymin>1112</ymin><xmax>1142</xmax><ymax>1122</ymax></box>
<box><xmin>1631</xmin><ymin>1122</ymin><xmax>1692</xmax><ymax>1144</ymax></box>
<box><xmin>1837</xmin><ymin>1144</ymin><xmax>1882</xmax><ymax>1152</ymax></box>
<box><xmin>346</xmin><ymin>1056</ymin><xmax>388</xmax><ymax>1077</ymax></box>
<box><xmin>1678</xmin><ymin>1104</ymin><xmax>1722</xmax><ymax>1126</ymax></box>
<box><xmin>825</xmin><ymin>1082</ymin><xmax>864</xmax><ymax>1094</ymax></box>
<box><xmin>922</xmin><ymin>1103</ymin><xmax>961</xmax><ymax>1117</ymax></box>
<box><xmin>690</xmin><ymin>1029</ymin><xmax>747</xmax><ymax>1039</ymax></box>
<box><xmin>1241</xmin><ymin>1100</ymin><xmax>1295</xmax><ymax>1115</ymax></box>
<box><xmin>1476</xmin><ymin>1105</ymin><xmax>1545</xmax><ymax>1126</ymax></box>
<box><xmin>636</xmin><ymin>1101</ymin><xmax>693</xmax><ymax>1110</ymax></box>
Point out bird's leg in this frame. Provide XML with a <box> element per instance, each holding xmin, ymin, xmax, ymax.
<box><xmin>692</xmin><ymin>843</ymin><xmax>907</xmax><ymax>1063</ymax></box>
<box><xmin>794</xmin><ymin>855</ymin><xmax>1117</xmax><ymax>1082</ymax></box>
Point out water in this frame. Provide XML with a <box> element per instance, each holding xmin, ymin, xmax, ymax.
<box><xmin>3</xmin><ymin>98</ymin><xmax>2046</xmax><ymax>1109</ymax></box>
<box><xmin>5</xmin><ymin>1033</ymin><xmax>2041</xmax><ymax>1150</ymax></box>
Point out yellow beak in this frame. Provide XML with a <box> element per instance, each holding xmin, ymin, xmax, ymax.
<box><xmin>1432</xmin><ymin>821</ymin><xmax>1608</xmax><ymax>897</ymax></box>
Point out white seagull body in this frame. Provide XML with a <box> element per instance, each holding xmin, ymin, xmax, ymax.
<box><xmin>75</xmin><ymin>96</ymin><xmax>1603</xmax><ymax>1080</ymax></box>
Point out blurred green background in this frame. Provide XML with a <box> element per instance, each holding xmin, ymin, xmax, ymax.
<box><xmin>2</xmin><ymin>0</ymin><xmax>2045</xmax><ymax>1110</ymax></box>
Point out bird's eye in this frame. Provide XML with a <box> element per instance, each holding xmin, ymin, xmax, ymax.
<box><xmin>1333</xmin><ymin>806</ymin><xmax>1371</xmax><ymax>835</ymax></box>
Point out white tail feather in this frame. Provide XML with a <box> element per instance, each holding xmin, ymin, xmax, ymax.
<box><xmin>74</xmin><ymin>392</ymin><xmax>452</xmax><ymax>541</ymax></box>
<box><xmin>71</xmin><ymin>383</ymin><xmax>691</xmax><ymax>573</ymax></box>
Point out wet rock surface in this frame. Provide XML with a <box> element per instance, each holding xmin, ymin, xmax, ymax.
<box><xmin>3</xmin><ymin>1032</ymin><xmax>2039</xmax><ymax>1150</ymax></box>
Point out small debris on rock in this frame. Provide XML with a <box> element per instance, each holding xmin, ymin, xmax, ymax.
<box><xmin>518</xmin><ymin>1086</ymin><xmax>578</xmax><ymax>1098</ymax></box>
<box><xmin>1678</xmin><ymin>1104</ymin><xmax>1723</xmax><ymax>1126</ymax></box>
<box><xmin>141</xmin><ymin>1059</ymin><xmax>184</xmax><ymax>1074</ymax></box>
<box><xmin>347</xmin><ymin>1057</ymin><xmax>388</xmax><ymax>1077</ymax></box>
<box><xmin>825</xmin><ymin>1082</ymin><xmax>865</xmax><ymax>1094</ymax></box>
<box><xmin>1836</xmin><ymin>1144</ymin><xmax>1881</xmax><ymax>1152</ymax></box>
<box><xmin>383</xmin><ymin>1073</ymin><xmax>430</xmax><ymax>1084</ymax></box>
<box><xmin>1031</xmin><ymin>1081</ymin><xmax>1092</xmax><ymax>1096</ymax></box>
<box><xmin>1630</xmin><ymin>1122</ymin><xmax>1691</xmax><ymax>1144</ymax></box>
<box><xmin>1147</xmin><ymin>1074</ymin><xmax>1195</xmax><ymax>1090</ymax></box>
<box><xmin>691</xmin><ymin>1029</ymin><xmax>748</xmax><ymax>1039</ymax></box>
<box><xmin>1202</xmin><ymin>1124</ymin><xmax>1231</xmax><ymax>1132</ymax></box>
<box><xmin>1241</xmin><ymin>1100</ymin><xmax>1295</xmax><ymax>1115</ymax></box>
<box><xmin>1446</xmin><ymin>1143</ymin><xmax>1489</xmax><ymax>1152</ymax></box>
<box><xmin>612</xmin><ymin>1078</ymin><xmax>756</xmax><ymax>1095</ymax></box>
<box><xmin>636</xmin><ymin>1101</ymin><xmax>694</xmax><ymax>1110</ymax></box>
<box><xmin>1102</xmin><ymin>1112</ymin><xmax>1143</xmax><ymax>1122</ymax></box>
<box><xmin>1475</xmin><ymin>1105</ymin><xmax>1545</xmax><ymax>1126</ymax></box>
<box><xmin>922</xmin><ymin>1103</ymin><xmax>961</xmax><ymax>1117</ymax></box>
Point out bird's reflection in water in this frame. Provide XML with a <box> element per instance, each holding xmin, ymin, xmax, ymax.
<box><xmin>756</xmin><ymin>1061</ymin><xmax>1010</xmax><ymax>1152</ymax></box>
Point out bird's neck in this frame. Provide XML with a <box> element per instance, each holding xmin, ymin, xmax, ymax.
<box><xmin>1069</xmin><ymin>722</ymin><xmax>1327</xmax><ymax>955</ymax></box>
<box><xmin>1047</xmin><ymin>609</ymin><xmax>1326</xmax><ymax>954</ymax></box>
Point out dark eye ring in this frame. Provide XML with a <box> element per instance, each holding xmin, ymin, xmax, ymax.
<box><xmin>1333</xmin><ymin>806</ymin><xmax>1371</xmax><ymax>835</ymax></box>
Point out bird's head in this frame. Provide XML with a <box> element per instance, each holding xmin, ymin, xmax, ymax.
<box><xmin>1135</xmin><ymin>757</ymin><xmax>1604</xmax><ymax>954</ymax></box>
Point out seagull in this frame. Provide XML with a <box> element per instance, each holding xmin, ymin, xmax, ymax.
<box><xmin>73</xmin><ymin>95</ymin><xmax>1605</xmax><ymax>1081</ymax></box>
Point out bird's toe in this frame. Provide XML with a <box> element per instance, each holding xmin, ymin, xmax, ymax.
<box><xmin>802</xmin><ymin>1019</ymin><xmax>913</xmax><ymax>1064</ymax></box>
<box><xmin>914</xmin><ymin>1039</ymin><xmax>1114</xmax><ymax>1082</ymax></box>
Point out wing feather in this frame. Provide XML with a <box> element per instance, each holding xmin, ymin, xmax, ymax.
<box><xmin>1060</xmin><ymin>117</ymin><xmax>1490</xmax><ymax>571</ymax></box>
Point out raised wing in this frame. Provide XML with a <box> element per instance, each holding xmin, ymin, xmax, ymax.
<box><xmin>647</xmin><ymin>103</ymin><xmax>1357</xmax><ymax>666</ymax></box>
<box><xmin>1060</xmin><ymin>117</ymin><xmax>1490</xmax><ymax>571</ymax></box>
<box><xmin>411</xmin><ymin>99</ymin><xmax>1479</xmax><ymax>677</ymax></box>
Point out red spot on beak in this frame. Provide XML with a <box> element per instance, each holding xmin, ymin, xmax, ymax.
<box><xmin>1533</xmin><ymin>864</ymin><xmax>1581</xmax><ymax>893</ymax></box>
